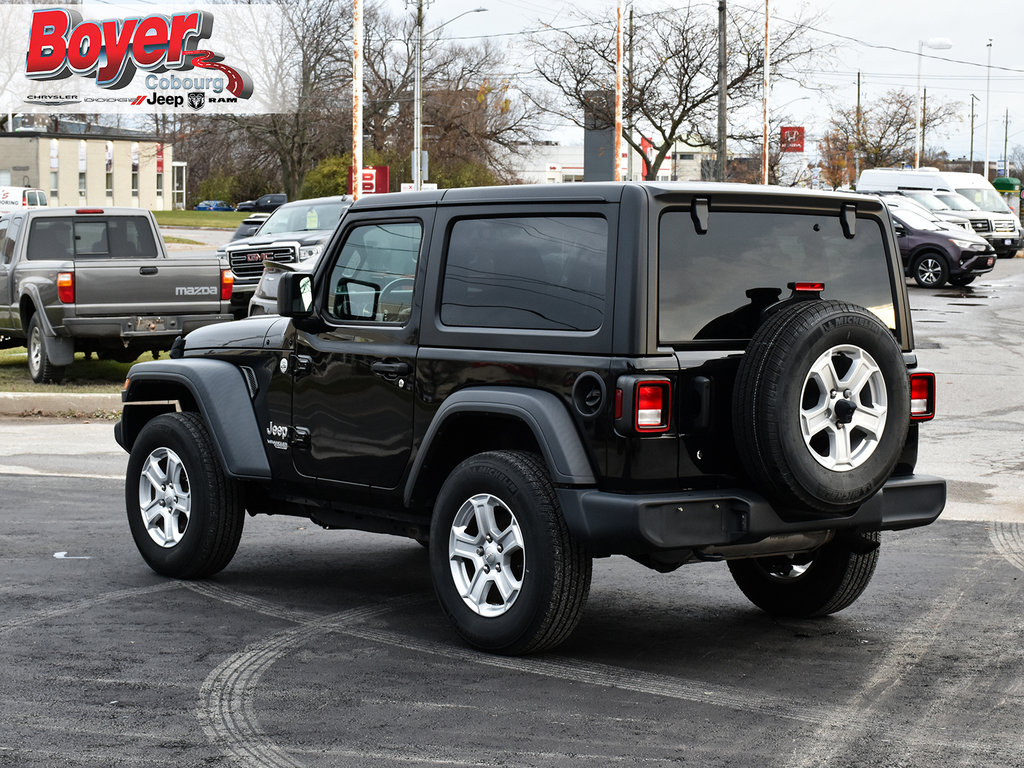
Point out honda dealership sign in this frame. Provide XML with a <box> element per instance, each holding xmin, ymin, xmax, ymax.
<box><xmin>780</xmin><ymin>126</ymin><xmax>805</xmax><ymax>153</ymax></box>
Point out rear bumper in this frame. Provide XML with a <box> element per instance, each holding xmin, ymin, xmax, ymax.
<box><xmin>62</xmin><ymin>314</ymin><xmax>233</xmax><ymax>339</ymax></box>
<box><xmin>556</xmin><ymin>474</ymin><xmax>946</xmax><ymax>555</ymax></box>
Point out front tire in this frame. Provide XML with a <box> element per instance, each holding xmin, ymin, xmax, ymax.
<box><xmin>125</xmin><ymin>412</ymin><xmax>244</xmax><ymax>579</ymax></box>
<box><xmin>912</xmin><ymin>253</ymin><xmax>949</xmax><ymax>288</ymax></box>
<box><xmin>27</xmin><ymin>315</ymin><xmax>65</xmax><ymax>384</ymax></box>
<box><xmin>728</xmin><ymin>532</ymin><xmax>880</xmax><ymax>617</ymax></box>
<box><xmin>429</xmin><ymin>451</ymin><xmax>592</xmax><ymax>654</ymax></box>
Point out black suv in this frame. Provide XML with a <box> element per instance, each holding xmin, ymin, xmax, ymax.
<box><xmin>889</xmin><ymin>205</ymin><xmax>996</xmax><ymax>288</ymax></box>
<box><xmin>115</xmin><ymin>183</ymin><xmax>945</xmax><ymax>654</ymax></box>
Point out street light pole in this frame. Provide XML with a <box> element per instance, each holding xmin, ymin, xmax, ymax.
<box><xmin>984</xmin><ymin>38</ymin><xmax>992</xmax><ymax>179</ymax></box>
<box><xmin>411</xmin><ymin>4</ymin><xmax>486</xmax><ymax>191</ymax></box>
<box><xmin>915</xmin><ymin>37</ymin><xmax>952</xmax><ymax>169</ymax></box>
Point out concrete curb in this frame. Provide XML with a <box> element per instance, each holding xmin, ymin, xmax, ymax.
<box><xmin>0</xmin><ymin>392</ymin><xmax>122</xmax><ymax>417</ymax></box>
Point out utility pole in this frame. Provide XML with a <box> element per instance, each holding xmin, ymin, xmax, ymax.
<box><xmin>411</xmin><ymin>0</ymin><xmax>427</xmax><ymax>191</ymax></box>
<box><xmin>614</xmin><ymin>0</ymin><xmax>623</xmax><ymax>182</ymax></box>
<box><xmin>761</xmin><ymin>0</ymin><xmax>770</xmax><ymax>184</ymax></box>
<box><xmin>627</xmin><ymin>7</ymin><xmax>633</xmax><ymax>181</ymax></box>
<box><xmin>717</xmin><ymin>0</ymin><xmax>726</xmax><ymax>182</ymax></box>
<box><xmin>921</xmin><ymin>87</ymin><xmax>927</xmax><ymax>164</ymax></box>
<box><xmin>969</xmin><ymin>94</ymin><xmax>978</xmax><ymax>174</ymax></box>
<box><xmin>854</xmin><ymin>71</ymin><xmax>861</xmax><ymax>184</ymax></box>
<box><xmin>1004</xmin><ymin>108</ymin><xmax>1009</xmax><ymax>175</ymax></box>
<box><xmin>352</xmin><ymin>0</ymin><xmax>363</xmax><ymax>200</ymax></box>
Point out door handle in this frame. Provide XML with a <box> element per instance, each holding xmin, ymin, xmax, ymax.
<box><xmin>371</xmin><ymin>360</ymin><xmax>411</xmax><ymax>379</ymax></box>
<box><xmin>139</xmin><ymin>266</ymin><xmax>158</xmax><ymax>275</ymax></box>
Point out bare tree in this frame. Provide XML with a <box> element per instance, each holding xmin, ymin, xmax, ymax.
<box><xmin>826</xmin><ymin>89</ymin><xmax>961</xmax><ymax>176</ymax></box>
<box><xmin>528</xmin><ymin>2</ymin><xmax>822</xmax><ymax>180</ymax></box>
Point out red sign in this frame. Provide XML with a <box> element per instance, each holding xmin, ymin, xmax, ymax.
<box><xmin>780</xmin><ymin>126</ymin><xmax>805</xmax><ymax>153</ymax></box>
<box><xmin>348</xmin><ymin>165</ymin><xmax>390</xmax><ymax>195</ymax></box>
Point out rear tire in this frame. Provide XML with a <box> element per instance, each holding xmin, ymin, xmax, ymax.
<box><xmin>429</xmin><ymin>450</ymin><xmax>592</xmax><ymax>654</ymax></box>
<box><xmin>125</xmin><ymin>412</ymin><xmax>244</xmax><ymax>579</ymax></box>
<box><xmin>27</xmin><ymin>315</ymin><xmax>65</xmax><ymax>384</ymax></box>
<box><xmin>728</xmin><ymin>532</ymin><xmax>880</xmax><ymax>617</ymax></box>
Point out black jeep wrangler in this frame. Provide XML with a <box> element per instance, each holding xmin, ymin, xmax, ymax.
<box><xmin>115</xmin><ymin>183</ymin><xmax>945</xmax><ymax>654</ymax></box>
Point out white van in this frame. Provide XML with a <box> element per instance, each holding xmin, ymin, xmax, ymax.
<box><xmin>0</xmin><ymin>187</ymin><xmax>48</xmax><ymax>209</ymax></box>
<box><xmin>856</xmin><ymin>168</ymin><xmax>1021</xmax><ymax>257</ymax></box>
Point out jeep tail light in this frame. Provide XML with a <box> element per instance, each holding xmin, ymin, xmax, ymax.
<box><xmin>615</xmin><ymin>376</ymin><xmax>672</xmax><ymax>434</ymax></box>
<box><xmin>220</xmin><ymin>269</ymin><xmax>234</xmax><ymax>300</ymax></box>
<box><xmin>57</xmin><ymin>271</ymin><xmax>74</xmax><ymax>303</ymax></box>
<box><xmin>909</xmin><ymin>372</ymin><xmax>935</xmax><ymax>421</ymax></box>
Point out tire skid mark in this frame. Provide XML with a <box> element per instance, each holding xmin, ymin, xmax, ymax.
<box><xmin>198</xmin><ymin>596</ymin><xmax>426</xmax><ymax>768</ymax></box>
<box><xmin>0</xmin><ymin>582</ymin><xmax>182</xmax><ymax>636</ymax></box>
<box><xmin>184</xmin><ymin>581</ymin><xmax>320</xmax><ymax>623</ymax></box>
<box><xmin>787</xmin><ymin>557</ymin><xmax>1014</xmax><ymax>767</ymax></box>
<box><xmin>990</xmin><ymin>522</ymin><xmax>1024</xmax><ymax>573</ymax></box>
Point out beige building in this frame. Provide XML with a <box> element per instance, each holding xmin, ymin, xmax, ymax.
<box><xmin>508</xmin><ymin>138</ymin><xmax>713</xmax><ymax>185</ymax></box>
<box><xmin>0</xmin><ymin>130</ymin><xmax>184</xmax><ymax>210</ymax></box>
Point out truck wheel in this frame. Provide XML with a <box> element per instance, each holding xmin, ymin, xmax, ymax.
<box><xmin>27</xmin><ymin>315</ymin><xmax>65</xmax><ymax>384</ymax></box>
<box><xmin>728</xmin><ymin>532</ymin><xmax>880</xmax><ymax>617</ymax></box>
<box><xmin>912</xmin><ymin>253</ymin><xmax>948</xmax><ymax>288</ymax></box>
<box><xmin>733</xmin><ymin>300</ymin><xmax>910</xmax><ymax>516</ymax></box>
<box><xmin>429</xmin><ymin>450</ymin><xmax>592</xmax><ymax>655</ymax></box>
<box><xmin>125</xmin><ymin>412</ymin><xmax>244</xmax><ymax>579</ymax></box>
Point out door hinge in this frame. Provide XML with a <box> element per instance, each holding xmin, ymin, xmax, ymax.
<box><xmin>289</xmin><ymin>426</ymin><xmax>311</xmax><ymax>449</ymax></box>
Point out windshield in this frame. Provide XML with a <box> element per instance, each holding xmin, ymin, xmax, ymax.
<box><xmin>935</xmin><ymin>193</ymin><xmax>980</xmax><ymax>211</ymax></box>
<box><xmin>903</xmin><ymin>191</ymin><xmax>952</xmax><ymax>211</ymax></box>
<box><xmin>259</xmin><ymin>201</ymin><xmax>347</xmax><ymax>235</ymax></box>
<box><xmin>955</xmin><ymin>186</ymin><xmax>1011</xmax><ymax>213</ymax></box>
<box><xmin>892</xmin><ymin>208</ymin><xmax>942</xmax><ymax>232</ymax></box>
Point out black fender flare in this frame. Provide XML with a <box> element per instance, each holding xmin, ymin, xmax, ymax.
<box><xmin>404</xmin><ymin>386</ymin><xmax>595</xmax><ymax>506</ymax></box>
<box><xmin>115</xmin><ymin>358</ymin><xmax>272</xmax><ymax>480</ymax></box>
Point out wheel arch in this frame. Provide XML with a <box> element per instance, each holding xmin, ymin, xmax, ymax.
<box><xmin>404</xmin><ymin>387</ymin><xmax>596</xmax><ymax>509</ymax></box>
<box><xmin>116</xmin><ymin>358</ymin><xmax>272</xmax><ymax>480</ymax></box>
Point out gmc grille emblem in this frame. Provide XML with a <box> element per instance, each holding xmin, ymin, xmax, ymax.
<box><xmin>246</xmin><ymin>252</ymin><xmax>272</xmax><ymax>262</ymax></box>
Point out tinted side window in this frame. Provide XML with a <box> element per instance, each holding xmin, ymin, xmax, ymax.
<box><xmin>3</xmin><ymin>217</ymin><xmax>22</xmax><ymax>264</ymax></box>
<box><xmin>325</xmin><ymin>221</ymin><xmax>422</xmax><ymax>323</ymax></box>
<box><xmin>658</xmin><ymin>211</ymin><xmax>896</xmax><ymax>343</ymax></box>
<box><xmin>440</xmin><ymin>216</ymin><xmax>607</xmax><ymax>331</ymax></box>
<box><xmin>0</xmin><ymin>220</ymin><xmax>8</xmax><ymax>263</ymax></box>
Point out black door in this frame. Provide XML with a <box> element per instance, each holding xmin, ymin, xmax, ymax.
<box><xmin>291</xmin><ymin>217</ymin><xmax>425</xmax><ymax>490</ymax></box>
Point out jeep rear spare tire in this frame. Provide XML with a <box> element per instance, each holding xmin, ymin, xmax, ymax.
<box><xmin>733</xmin><ymin>300</ymin><xmax>910</xmax><ymax>516</ymax></box>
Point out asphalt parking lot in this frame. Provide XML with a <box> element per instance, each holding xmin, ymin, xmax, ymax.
<box><xmin>2</xmin><ymin>261</ymin><xmax>1024</xmax><ymax>767</ymax></box>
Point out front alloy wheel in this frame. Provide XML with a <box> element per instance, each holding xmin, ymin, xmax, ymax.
<box><xmin>137</xmin><ymin>446</ymin><xmax>192</xmax><ymax>547</ymax></box>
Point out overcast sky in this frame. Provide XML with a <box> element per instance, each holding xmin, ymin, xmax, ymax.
<box><xmin>386</xmin><ymin>0</ymin><xmax>1024</xmax><ymax>163</ymax></box>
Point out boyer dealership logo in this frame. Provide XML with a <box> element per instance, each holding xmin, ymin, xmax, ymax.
<box><xmin>24</xmin><ymin>8</ymin><xmax>253</xmax><ymax>105</ymax></box>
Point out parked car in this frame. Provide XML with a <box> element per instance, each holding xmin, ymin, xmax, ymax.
<box><xmin>230</xmin><ymin>213</ymin><xmax>270</xmax><ymax>242</ymax></box>
<box><xmin>857</xmin><ymin>167</ymin><xmax>1022</xmax><ymax>257</ymax></box>
<box><xmin>890</xmin><ymin>205</ymin><xmax>996</xmax><ymax>288</ymax></box>
<box><xmin>221</xmin><ymin>195</ymin><xmax>351</xmax><ymax>317</ymax></box>
<box><xmin>235</xmin><ymin>193</ymin><xmax>288</xmax><ymax>213</ymax></box>
<box><xmin>0</xmin><ymin>186</ymin><xmax>48</xmax><ymax>209</ymax></box>
<box><xmin>193</xmin><ymin>200</ymin><xmax>234</xmax><ymax>212</ymax></box>
<box><xmin>116</xmin><ymin>182</ymin><xmax>945</xmax><ymax>655</ymax></box>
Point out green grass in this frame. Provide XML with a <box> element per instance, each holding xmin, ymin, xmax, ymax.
<box><xmin>0</xmin><ymin>347</ymin><xmax>136</xmax><ymax>393</ymax></box>
<box><xmin>153</xmin><ymin>210</ymin><xmax>246</xmax><ymax>229</ymax></box>
<box><xmin>163</xmin><ymin>235</ymin><xmax>205</xmax><ymax>245</ymax></box>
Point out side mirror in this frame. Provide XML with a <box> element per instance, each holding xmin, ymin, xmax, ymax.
<box><xmin>277</xmin><ymin>271</ymin><xmax>315</xmax><ymax>318</ymax></box>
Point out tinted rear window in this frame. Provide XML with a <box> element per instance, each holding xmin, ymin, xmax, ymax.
<box><xmin>27</xmin><ymin>216</ymin><xmax>158</xmax><ymax>260</ymax></box>
<box><xmin>659</xmin><ymin>210</ymin><xmax>895</xmax><ymax>343</ymax></box>
<box><xmin>441</xmin><ymin>216</ymin><xmax>607</xmax><ymax>331</ymax></box>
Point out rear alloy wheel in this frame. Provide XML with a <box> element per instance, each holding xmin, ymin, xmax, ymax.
<box><xmin>429</xmin><ymin>450</ymin><xmax>591</xmax><ymax>654</ymax></box>
<box><xmin>26</xmin><ymin>315</ymin><xmax>65</xmax><ymax>384</ymax></box>
<box><xmin>912</xmin><ymin>253</ymin><xmax>949</xmax><ymax>288</ymax></box>
<box><xmin>728</xmin><ymin>532</ymin><xmax>880</xmax><ymax>617</ymax></box>
<box><xmin>125</xmin><ymin>412</ymin><xmax>244</xmax><ymax>578</ymax></box>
